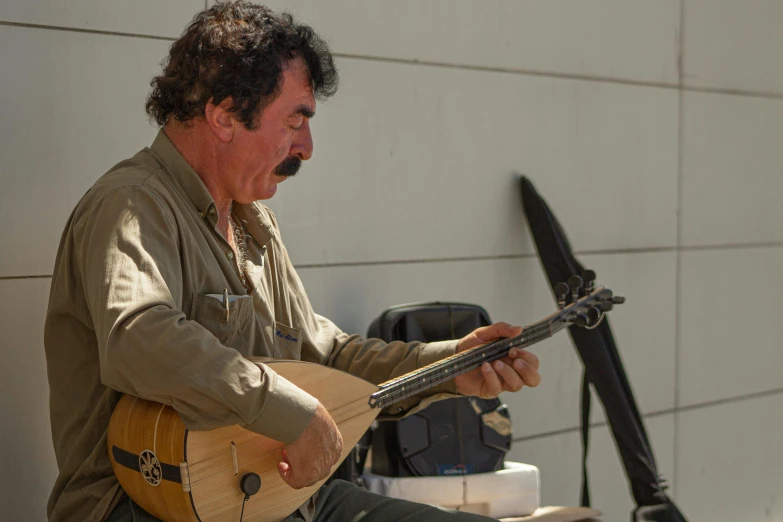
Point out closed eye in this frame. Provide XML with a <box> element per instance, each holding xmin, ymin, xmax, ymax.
<box><xmin>289</xmin><ymin>105</ymin><xmax>314</xmax><ymax>130</ymax></box>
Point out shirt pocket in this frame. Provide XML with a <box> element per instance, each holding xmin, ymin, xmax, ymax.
<box><xmin>273</xmin><ymin>321</ymin><xmax>302</xmax><ymax>360</ymax></box>
<box><xmin>190</xmin><ymin>292</ymin><xmax>255</xmax><ymax>355</ymax></box>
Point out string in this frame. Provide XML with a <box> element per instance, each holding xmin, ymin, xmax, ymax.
<box><xmin>377</xmin><ymin>322</ymin><xmax>555</xmax><ymax>396</ymax></box>
<box><xmin>377</xmin><ymin>319</ymin><xmax>553</xmax><ymax>389</ymax></box>
<box><xmin>375</xmin><ymin>336</ymin><xmax>561</xmax><ymax>408</ymax></box>
<box><xmin>382</xmin><ymin>319</ymin><xmax>568</xmax><ymax>402</ymax></box>
<box><xmin>373</xmin><ymin>287</ymin><xmax>612</xmax><ymax>407</ymax></box>
<box><xmin>372</xmin><ymin>319</ymin><xmax>567</xmax><ymax>408</ymax></box>
<box><xmin>375</xmin><ymin>285</ymin><xmax>610</xmax><ymax>397</ymax></box>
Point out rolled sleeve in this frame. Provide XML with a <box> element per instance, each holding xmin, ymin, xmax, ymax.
<box><xmin>244</xmin><ymin>371</ymin><xmax>319</xmax><ymax>444</ymax></box>
<box><xmin>320</xmin><ymin>315</ymin><xmax>462</xmax><ymax>416</ymax></box>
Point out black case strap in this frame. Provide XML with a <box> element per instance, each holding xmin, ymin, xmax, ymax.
<box><xmin>580</xmin><ymin>373</ymin><xmax>591</xmax><ymax>507</ymax></box>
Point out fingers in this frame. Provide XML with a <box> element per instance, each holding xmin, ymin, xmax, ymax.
<box><xmin>277</xmin><ymin>461</ymin><xmax>293</xmax><ymax>485</ymax></box>
<box><xmin>278</xmin><ymin>459</ymin><xmax>297</xmax><ymax>488</ymax></box>
<box><xmin>480</xmin><ymin>362</ymin><xmax>503</xmax><ymax>398</ymax></box>
<box><xmin>459</xmin><ymin>322</ymin><xmax>524</xmax><ymax>353</ymax></box>
<box><xmin>278</xmin><ymin>455</ymin><xmax>305</xmax><ymax>489</ymax></box>
<box><xmin>506</xmin><ymin>349</ymin><xmax>541</xmax><ymax>388</ymax></box>
<box><xmin>480</xmin><ymin>348</ymin><xmax>541</xmax><ymax>396</ymax></box>
<box><xmin>473</xmin><ymin>322</ymin><xmax>523</xmax><ymax>343</ymax></box>
<box><xmin>512</xmin><ymin>357</ymin><xmax>541</xmax><ymax>387</ymax></box>
<box><xmin>508</xmin><ymin>348</ymin><xmax>540</xmax><ymax>370</ymax></box>
<box><xmin>277</xmin><ymin>403</ymin><xmax>344</xmax><ymax>490</ymax></box>
<box><xmin>492</xmin><ymin>359</ymin><xmax>525</xmax><ymax>392</ymax></box>
<box><xmin>278</xmin><ymin>456</ymin><xmax>326</xmax><ymax>489</ymax></box>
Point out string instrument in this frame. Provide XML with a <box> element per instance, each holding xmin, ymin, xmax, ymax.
<box><xmin>107</xmin><ymin>272</ymin><xmax>623</xmax><ymax>522</ymax></box>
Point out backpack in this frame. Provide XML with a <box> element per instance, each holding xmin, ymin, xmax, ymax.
<box><xmin>367</xmin><ymin>302</ymin><xmax>511</xmax><ymax>478</ymax></box>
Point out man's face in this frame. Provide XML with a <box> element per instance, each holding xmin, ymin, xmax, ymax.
<box><xmin>223</xmin><ymin>58</ymin><xmax>315</xmax><ymax>202</ymax></box>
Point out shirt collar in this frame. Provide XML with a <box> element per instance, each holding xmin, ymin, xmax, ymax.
<box><xmin>234</xmin><ymin>202</ymin><xmax>275</xmax><ymax>249</ymax></box>
<box><xmin>149</xmin><ymin>130</ymin><xmax>274</xmax><ymax>248</ymax></box>
<box><xmin>149</xmin><ymin>129</ymin><xmax>216</xmax><ymax>217</ymax></box>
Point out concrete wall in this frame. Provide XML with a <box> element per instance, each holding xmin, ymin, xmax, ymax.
<box><xmin>1</xmin><ymin>1</ymin><xmax>781</xmax><ymax>520</ymax></box>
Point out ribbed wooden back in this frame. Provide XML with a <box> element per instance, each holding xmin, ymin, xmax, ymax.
<box><xmin>108</xmin><ymin>395</ymin><xmax>197</xmax><ymax>521</ymax></box>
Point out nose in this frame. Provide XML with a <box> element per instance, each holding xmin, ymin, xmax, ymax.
<box><xmin>291</xmin><ymin>119</ymin><xmax>313</xmax><ymax>161</ymax></box>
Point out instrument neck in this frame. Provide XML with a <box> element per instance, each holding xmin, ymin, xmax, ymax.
<box><xmin>368</xmin><ymin>319</ymin><xmax>562</xmax><ymax>409</ymax></box>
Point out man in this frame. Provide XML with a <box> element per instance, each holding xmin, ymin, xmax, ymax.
<box><xmin>44</xmin><ymin>3</ymin><xmax>541</xmax><ymax>521</ymax></box>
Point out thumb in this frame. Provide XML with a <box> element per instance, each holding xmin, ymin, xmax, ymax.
<box><xmin>473</xmin><ymin>322</ymin><xmax>522</xmax><ymax>342</ymax></box>
<box><xmin>459</xmin><ymin>323</ymin><xmax>512</xmax><ymax>353</ymax></box>
<box><xmin>278</xmin><ymin>461</ymin><xmax>292</xmax><ymax>484</ymax></box>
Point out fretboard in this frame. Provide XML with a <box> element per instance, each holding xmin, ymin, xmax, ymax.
<box><xmin>368</xmin><ymin>317</ymin><xmax>566</xmax><ymax>409</ymax></box>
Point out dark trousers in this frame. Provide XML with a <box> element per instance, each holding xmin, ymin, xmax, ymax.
<box><xmin>106</xmin><ymin>480</ymin><xmax>497</xmax><ymax>522</ymax></box>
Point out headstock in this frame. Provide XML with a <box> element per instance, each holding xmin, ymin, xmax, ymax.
<box><xmin>553</xmin><ymin>270</ymin><xmax>625</xmax><ymax>329</ymax></box>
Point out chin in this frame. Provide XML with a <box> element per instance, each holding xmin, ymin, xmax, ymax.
<box><xmin>256</xmin><ymin>184</ymin><xmax>278</xmax><ymax>201</ymax></box>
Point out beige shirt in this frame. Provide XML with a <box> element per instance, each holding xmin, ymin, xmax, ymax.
<box><xmin>44</xmin><ymin>131</ymin><xmax>457</xmax><ymax>522</ymax></box>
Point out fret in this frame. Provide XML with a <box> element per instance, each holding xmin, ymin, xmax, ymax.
<box><xmin>369</xmin><ymin>318</ymin><xmax>566</xmax><ymax>409</ymax></box>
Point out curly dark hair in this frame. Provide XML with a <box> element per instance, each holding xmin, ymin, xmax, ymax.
<box><xmin>145</xmin><ymin>1</ymin><xmax>338</xmax><ymax>129</ymax></box>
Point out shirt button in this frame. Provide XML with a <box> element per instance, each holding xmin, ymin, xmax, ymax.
<box><xmin>226</xmin><ymin>251</ymin><xmax>234</xmax><ymax>260</ymax></box>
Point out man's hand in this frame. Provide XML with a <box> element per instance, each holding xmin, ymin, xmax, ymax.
<box><xmin>454</xmin><ymin>322</ymin><xmax>541</xmax><ymax>398</ymax></box>
<box><xmin>277</xmin><ymin>402</ymin><xmax>343</xmax><ymax>489</ymax></box>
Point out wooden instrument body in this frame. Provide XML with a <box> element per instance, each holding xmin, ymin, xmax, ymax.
<box><xmin>108</xmin><ymin>284</ymin><xmax>622</xmax><ymax>521</ymax></box>
<box><xmin>108</xmin><ymin>361</ymin><xmax>380</xmax><ymax>522</ymax></box>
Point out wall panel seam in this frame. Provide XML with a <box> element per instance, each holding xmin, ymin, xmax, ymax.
<box><xmin>333</xmin><ymin>52</ymin><xmax>680</xmax><ymax>90</ymax></box>
<box><xmin>0</xmin><ymin>275</ymin><xmax>53</xmax><ymax>281</ymax></box>
<box><xmin>2</xmin><ymin>20</ymin><xmax>783</xmax><ymax>101</ymax></box>
<box><xmin>673</xmin><ymin>0</ymin><xmax>686</xmax><ymax>501</ymax></box>
<box><xmin>292</xmin><ymin>242</ymin><xmax>783</xmax><ymax>270</ymax></box>
<box><xmin>511</xmin><ymin>408</ymin><xmax>676</xmax><ymax>444</ymax></box>
<box><xmin>0</xmin><ymin>20</ymin><xmax>173</xmax><ymax>41</ymax></box>
<box><xmin>684</xmin><ymin>84</ymin><xmax>783</xmax><ymax>101</ymax></box>
<box><xmin>512</xmin><ymin>386</ymin><xmax>783</xmax><ymax>444</ymax></box>
<box><xmin>5</xmin><ymin>240</ymin><xmax>783</xmax><ymax>279</ymax></box>
<box><xmin>677</xmin><ymin>386</ymin><xmax>783</xmax><ymax>413</ymax></box>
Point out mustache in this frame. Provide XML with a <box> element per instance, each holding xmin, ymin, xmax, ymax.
<box><xmin>274</xmin><ymin>156</ymin><xmax>302</xmax><ymax>177</ymax></box>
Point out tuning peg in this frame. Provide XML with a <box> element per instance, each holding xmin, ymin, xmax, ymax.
<box><xmin>582</xmin><ymin>270</ymin><xmax>596</xmax><ymax>293</ymax></box>
<box><xmin>596</xmin><ymin>301</ymin><xmax>613</xmax><ymax>312</ymax></box>
<box><xmin>611</xmin><ymin>296</ymin><xmax>626</xmax><ymax>305</ymax></box>
<box><xmin>554</xmin><ymin>282</ymin><xmax>569</xmax><ymax>309</ymax></box>
<box><xmin>570</xmin><ymin>307</ymin><xmax>602</xmax><ymax>328</ymax></box>
<box><xmin>567</xmin><ymin>275</ymin><xmax>583</xmax><ymax>301</ymax></box>
<box><xmin>595</xmin><ymin>288</ymin><xmax>613</xmax><ymax>301</ymax></box>
<box><xmin>572</xmin><ymin>313</ymin><xmax>589</xmax><ymax>327</ymax></box>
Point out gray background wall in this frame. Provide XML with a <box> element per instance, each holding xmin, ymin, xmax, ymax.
<box><xmin>1</xmin><ymin>1</ymin><xmax>781</xmax><ymax>521</ymax></box>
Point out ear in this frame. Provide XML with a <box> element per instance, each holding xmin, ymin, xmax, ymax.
<box><xmin>204</xmin><ymin>97</ymin><xmax>236</xmax><ymax>142</ymax></box>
